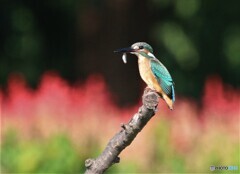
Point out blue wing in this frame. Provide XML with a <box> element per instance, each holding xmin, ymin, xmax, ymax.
<box><xmin>150</xmin><ymin>59</ymin><xmax>175</xmax><ymax>102</ymax></box>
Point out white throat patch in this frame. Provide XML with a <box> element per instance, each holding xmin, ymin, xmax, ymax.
<box><xmin>147</xmin><ymin>52</ymin><xmax>156</xmax><ymax>58</ymax></box>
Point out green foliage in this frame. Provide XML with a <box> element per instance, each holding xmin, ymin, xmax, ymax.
<box><xmin>147</xmin><ymin>118</ymin><xmax>187</xmax><ymax>173</ymax></box>
<box><xmin>1</xmin><ymin>131</ymin><xmax>85</xmax><ymax>173</ymax></box>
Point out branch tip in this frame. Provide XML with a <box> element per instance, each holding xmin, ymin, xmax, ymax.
<box><xmin>142</xmin><ymin>89</ymin><xmax>159</xmax><ymax>110</ymax></box>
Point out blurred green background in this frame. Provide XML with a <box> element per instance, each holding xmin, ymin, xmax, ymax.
<box><xmin>1</xmin><ymin>0</ymin><xmax>239</xmax><ymax>173</ymax></box>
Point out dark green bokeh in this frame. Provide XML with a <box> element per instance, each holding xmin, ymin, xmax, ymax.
<box><xmin>0</xmin><ymin>0</ymin><xmax>239</xmax><ymax>105</ymax></box>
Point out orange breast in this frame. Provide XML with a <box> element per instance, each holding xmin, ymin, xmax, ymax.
<box><xmin>138</xmin><ymin>56</ymin><xmax>163</xmax><ymax>94</ymax></box>
<box><xmin>138</xmin><ymin>55</ymin><xmax>174</xmax><ymax>109</ymax></box>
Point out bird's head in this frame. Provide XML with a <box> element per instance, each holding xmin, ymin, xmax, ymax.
<box><xmin>114</xmin><ymin>42</ymin><xmax>155</xmax><ymax>59</ymax></box>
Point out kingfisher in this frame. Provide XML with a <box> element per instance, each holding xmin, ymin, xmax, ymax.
<box><xmin>114</xmin><ymin>42</ymin><xmax>175</xmax><ymax>110</ymax></box>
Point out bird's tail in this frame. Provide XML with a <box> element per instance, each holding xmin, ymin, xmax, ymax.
<box><xmin>162</xmin><ymin>94</ymin><xmax>174</xmax><ymax>110</ymax></box>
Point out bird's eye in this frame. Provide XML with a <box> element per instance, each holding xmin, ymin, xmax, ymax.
<box><xmin>139</xmin><ymin>46</ymin><xmax>144</xmax><ymax>49</ymax></box>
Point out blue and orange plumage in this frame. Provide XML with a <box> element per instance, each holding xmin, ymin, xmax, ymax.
<box><xmin>115</xmin><ymin>42</ymin><xmax>175</xmax><ymax>110</ymax></box>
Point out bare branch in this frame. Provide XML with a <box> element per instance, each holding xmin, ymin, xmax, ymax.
<box><xmin>84</xmin><ymin>88</ymin><xmax>159</xmax><ymax>174</ymax></box>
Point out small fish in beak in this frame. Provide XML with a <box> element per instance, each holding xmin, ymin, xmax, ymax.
<box><xmin>122</xmin><ymin>53</ymin><xmax>127</xmax><ymax>64</ymax></box>
<box><xmin>114</xmin><ymin>46</ymin><xmax>135</xmax><ymax>64</ymax></box>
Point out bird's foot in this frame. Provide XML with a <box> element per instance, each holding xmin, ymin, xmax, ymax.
<box><xmin>144</xmin><ymin>87</ymin><xmax>160</xmax><ymax>96</ymax></box>
<box><xmin>143</xmin><ymin>88</ymin><xmax>159</xmax><ymax>110</ymax></box>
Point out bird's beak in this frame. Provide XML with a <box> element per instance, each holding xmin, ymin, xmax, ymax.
<box><xmin>114</xmin><ymin>47</ymin><xmax>137</xmax><ymax>53</ymax></box>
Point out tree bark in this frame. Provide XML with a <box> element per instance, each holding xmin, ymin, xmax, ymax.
<box><xmin>84</xmin><ymin>88</ymin><xmax>159</xmax><ymax>174</ymax></box>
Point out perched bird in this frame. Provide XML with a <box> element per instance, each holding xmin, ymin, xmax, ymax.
<box><xmin>114</xmin><ymin>42</ymin><xmax>175</xmax><ymax>110</ymax></box>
